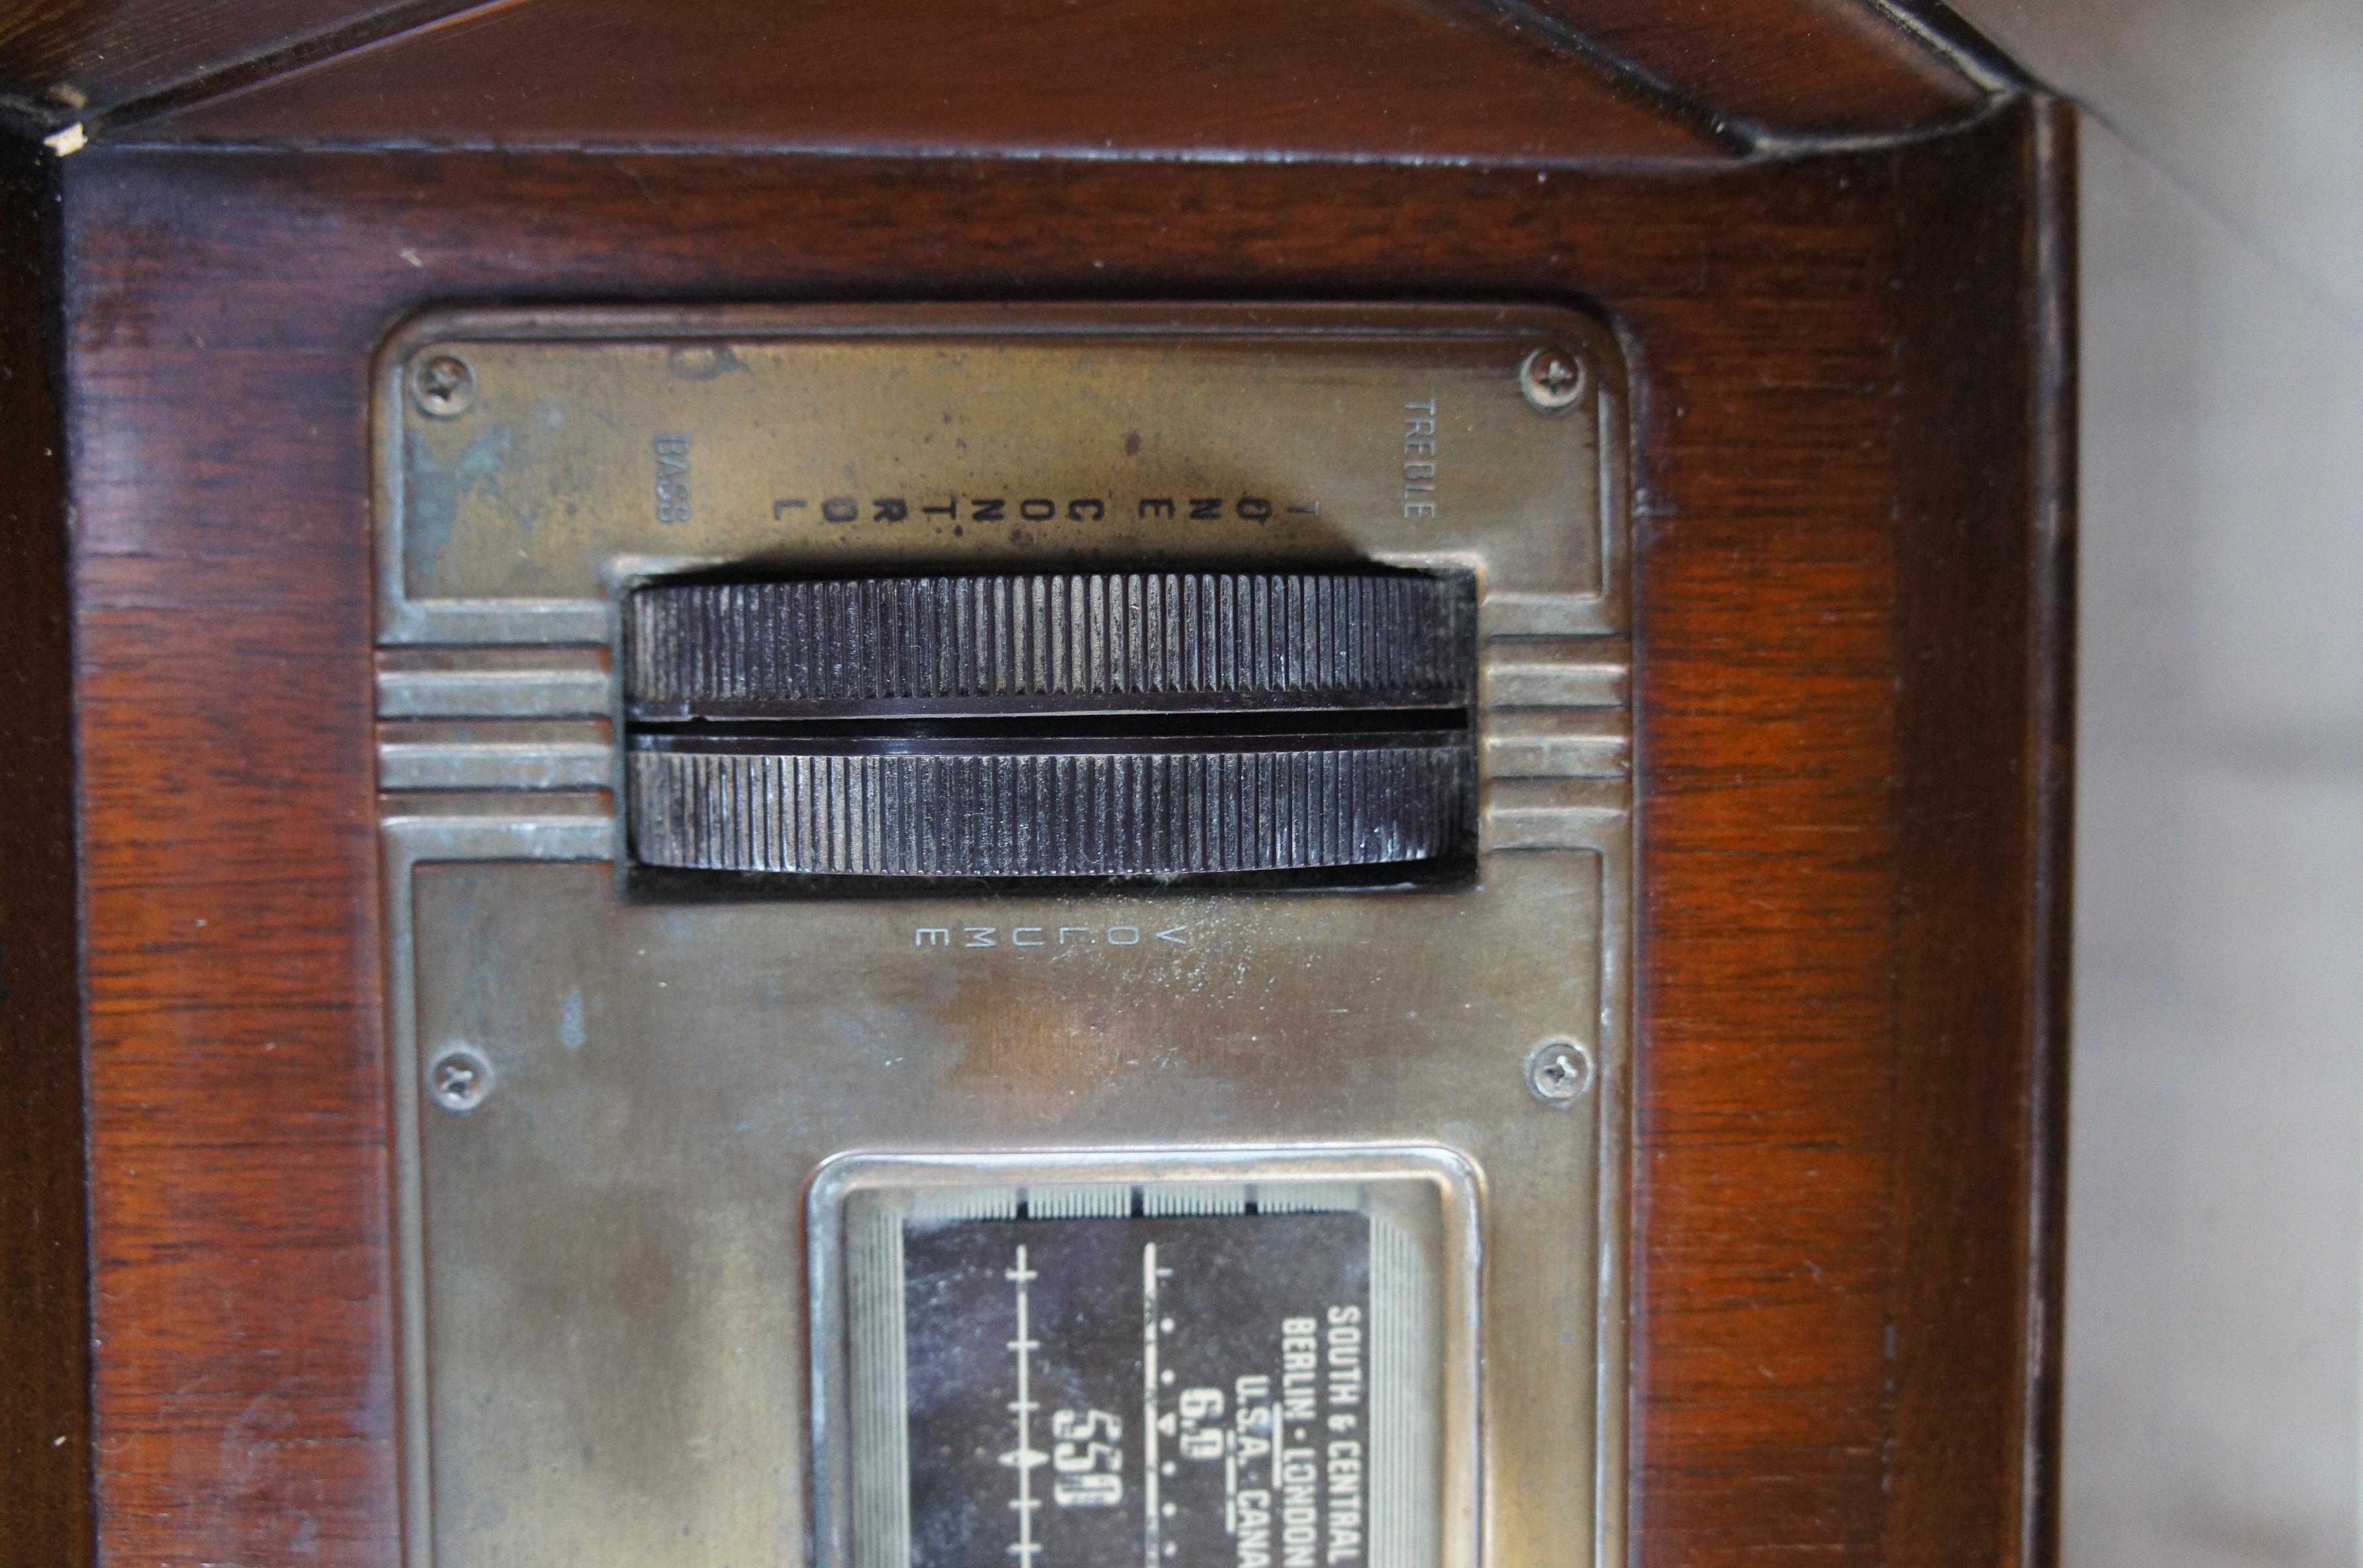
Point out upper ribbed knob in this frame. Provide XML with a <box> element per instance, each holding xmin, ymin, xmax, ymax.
<box><xmin>625</xmin><ymin>568</ymin><xmax>1474</xmax><ymax>881</ymax></box>
<box><xmin>627</xmin><ymin>570</ymin><xmax>1470</xmax><ymax>718</ymax></box>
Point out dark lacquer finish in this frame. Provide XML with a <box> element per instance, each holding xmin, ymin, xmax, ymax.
<box><xmin>1887</xmin><ymin>105</ymin><xmax>2076</xmax><ymax>1568</ymax></box>
<box><xmin>0</xmin><ymin>0</ymin><xmax>470</xmax><ymax>134</ymax></box>
<box><xmin>113</xmin><ymin>0</ymin><xmax>1731</xmax><ymax>161</ymax></box>
<box><xmin>5</xmin><ymin>0</ymin><xmax>2001</xmax><ymax>150</ymax></box>
<box><xmin>0</xmin><ymin>135</ymin><xmax>93</xmax><ymax>1568</ymax></box>
<box><xmin>58</xmin><ymin>91</ymin><xmax>2068</xmax><ymax>1568</ymax></box>
<box><xmin>1519</xmin><ymin>0</ymin><xmax>1993</xmax><ymax>134</ymax></box>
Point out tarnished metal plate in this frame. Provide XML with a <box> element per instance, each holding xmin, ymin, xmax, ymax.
<box><xmin>372</xmin><ymin>304</ymin><xmax>1633</xmax><ymax>1568</ymax></box>
<box><xmin>377</xmin><ymin>303</ymin><xmax>1623</xmax><ymax>644</ymax></box>
<box><xmin>411</xmin><ymin>862</ymin><xmax>1590</xmax><ymax>1568</ymax></box>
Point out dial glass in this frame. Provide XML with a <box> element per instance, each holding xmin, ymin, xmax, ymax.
<box><xmin>823</xmin><ymin>1164</ymin><xmax>1458</xmax><ymax>1568</ymax></box>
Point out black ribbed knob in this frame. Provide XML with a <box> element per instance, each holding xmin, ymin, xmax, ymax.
<box><xmin>625</xmin><ymin>569</ymin><xmax>1473</xmax><ymax>880</ymax></box>
<box><xmin>628</xmin><ymin>571</ymin><xmax>1469</xmax><ymax>718</ymax></box>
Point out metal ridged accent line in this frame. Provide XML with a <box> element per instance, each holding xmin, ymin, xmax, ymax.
<box><xmin>1480</xmin><ymin>628</ymin><xmax>1631</xmax><ymax>852</ymax></box>
<box><xmin>1371</xmin><ymin>1211</ymin><xmax>1434</xmax><ymax>1568</ymax></box>
<box><xmin>630</xmin><ymin>741</ymin><xmax>1466</xmax><ymax>876</ymax></box>
<box><xmin>847</xmin><ymin>1205</ymin><xmax>911</xmax><ymax>1568</ymax></box>
<box><xmin>628</xmin><ymin>571</ymin><xmax>1470</xmax><ymax>714</ymax></box>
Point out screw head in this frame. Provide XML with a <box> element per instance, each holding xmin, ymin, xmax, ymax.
<box><xmin>427</xmin><ymin>1045</ymin><xmax>492</xmax><ymax>1114</ymax></box>
<box><xmin>1517</xmin><ymin>346</ymin><xmax>1587</xmax><ymax>413</ymax></box>
<box><xmin>412</xmin><ymin>353</ymin><xmax>477</xmax><ymax>418</ymax></box>
<box><xmin>1525</xmin><ymin>1038</ymin><xmax>1594</xmax><ymax>1106</ymax></box>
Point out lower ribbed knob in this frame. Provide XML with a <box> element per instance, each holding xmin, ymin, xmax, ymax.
<box><xmin>629</xmin><ymin>738</ymin><xmax>1468</xmax><ymax>877</ymax></box>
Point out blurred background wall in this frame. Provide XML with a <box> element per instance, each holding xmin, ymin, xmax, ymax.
<box><xmin>1945</xmin><ymin>4</ymin><xmax>2363</xmax><ymax>1565</ymax></box>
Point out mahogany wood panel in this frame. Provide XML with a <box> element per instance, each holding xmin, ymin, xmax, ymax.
<box><xmin>0</xmin><ymin>134</ymin><xmax>93</xmax><ymax>1568</ymax></box>
<box><xmin>63</xmin><ymin>111</ymin><xmax>2065</xmax><ymax>1566</ymax></box>
<box><xmin>1886</xmin><ymin>101</ymin><xmax>2073</xmax><ymax>1566</ymax></box>
<box><xmin>0</xmin><ymin>0</ymin><xmax>468</xmax><ymax>132</ymax></box>
<box><xmin>1517</xmin><ymin>0</ymin><xmax>1988</xmax><ymax>134</ymax></box>
<box><xmin>9</xmin><ymin>0</ymin><xmax>1997</xmax><ymax>151</ymax></box>
<box><xmin>115</xmin><ymin>0</ymin><xmax>1729</xmax><ymax>161</ymax></box>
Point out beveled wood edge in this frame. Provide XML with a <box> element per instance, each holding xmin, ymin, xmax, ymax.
<box><xmin>62</xmin><ymin>0</ymin><xmax>2004</xmax><ymax>154</ymax></box>
<box><xmin>0</xmin><ymin>0</ymin><xmax>487</xmax><ymax>140</ymax></box>
<box><xmin>0</xmin><ymin>132</ymin><xmax>94</xmax><ymax>1568</ymax></box>
<box><xmin>2019</xmin><ymin>96</ymin><xmax>2076</xmax><ymax>1568</ymax></box>
<box><xmin>1882</xmin><ymin>95</ymin><xmax>2072</xmax><ymax>1568</ymax></box>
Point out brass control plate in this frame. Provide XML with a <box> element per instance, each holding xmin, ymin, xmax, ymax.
<box><xmin>373</xmin><ymin>304</ymin><xmax>1632</xmax><ymax>1568</ymax></box>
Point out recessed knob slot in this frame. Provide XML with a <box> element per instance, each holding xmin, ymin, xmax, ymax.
<box><xmin>624</xmin><ymin>568</ymin><xmax>1476</xmax><ymax>883</ymax></box>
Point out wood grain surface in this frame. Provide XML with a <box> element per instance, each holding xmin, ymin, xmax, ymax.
<box><xmin>0</xmin><ymin>0</ymin><xmax>468</xmax><ymax>133</ymax></box>
<box><xmin>1886</xmin><ymin>101</ymin><xmax>2074</xmax><ymax>1567</ymax></box>
<box><xmin>1519</xmin><ymin>0</ymin><xmax>1989</xmax><ymax>133</ymax></box>
<box><xmin>0</xmin><ymin>132</ymin><xmax>93</xmax><ymax>1568</ymax></box>
<box><xmin>5</xmin><ymin>0</ymin><xmax>2001</xmax><ymax>150</ymax></box>
<box><xmin>60</xmin><ymin>96</ymin><xmax>2067</xmax><ymax>1565</ymax></box>
<box><xmin>110</xmin><ymin>0</ymin><xmax>1732</xmax><ymax>161</ymax></box>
